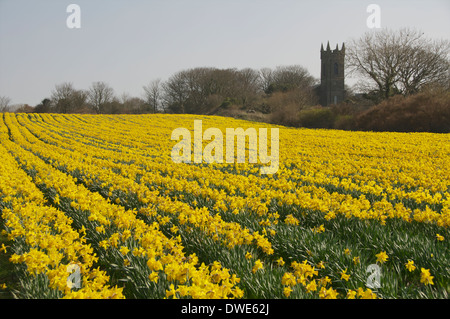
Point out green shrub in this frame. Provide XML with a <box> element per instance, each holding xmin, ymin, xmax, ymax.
<box><xmin>298</xmin><ymin>107</ymin><xmax>335</xmax><ymax>129</ymax></box>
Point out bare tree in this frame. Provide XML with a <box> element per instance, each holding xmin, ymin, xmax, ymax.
<box><xmin>72</xmin><ymin>90</ymin><xmax>88</xmax><ymax>112</ymax></box>
<box><xmin>87</xmin><ymin>81</ymin><xmax>115</xmax><ymax>113</ymax></box>
<box><xmin>143</xmin><ymin>79</ymin><xmax>162</xmax><ymax>113</ymax></box>
<box><xmin>161</xmin><ymin>65</ymin><xmax>316</xmax><ymax>114</ymax></box>
<box><xmin>259</xmin><ymin>68</ymin><xmax>274</xmax><ymax>94</ymax></box>
<box><xmin>347</xmin><ymin>28</ymin><xmax>450</xmax><ymax>101</ymax></box>
<box><xmin>236</xmin><ymin>68</ymin><xmax>261</xmax><ymax>106</ymax></box>
<box><xmin>0</xmin><ymin>96</ymin><xmax>11</xmax><ymax>112</ymax></box>
<box><xmin>51</xmin><ymin>82</ymin><xmax>76</xmax><ymax>113</ymax></box>
<box><xmin>50</xmin><ymin>83</ymin><xmax>87</xmax><ymax>113</ymax></box>
<box><xmin>263</xmin><ymin>65</ymin><xmax>316</xmax><ymax>94</ymax></box>
<box><xmin>399</xmin><ymin>40</ymin><xmax>450</xmax><ymax>95</ymax></box>
<box><xmin>162</xmin><ymin>71</ymin><xmax>189</xmax><ymax>113</ymax></box>
<box><xmin>162</xmin><ymin>68</ymin><xmax>212</xmax><ymax>113</ymax></box>
<box><xmin>121</xmin><ymin>93</ymin><xmax>146</xmax><ymax>113</ymax></box>
<box><xmin>162</xmin><ymin>67</ymin><xmax>255</xmax><ymax>114</ymax></box>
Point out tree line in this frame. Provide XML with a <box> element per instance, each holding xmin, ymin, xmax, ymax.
<box><xmin>2</xmin><ymin>64</ymin><xmax>317</xmax><ymax>116</ymax></box>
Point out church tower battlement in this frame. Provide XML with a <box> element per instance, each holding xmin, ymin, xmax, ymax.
<box><xmin>320</xmin><ymin>42</ymin><xmax>345</xmax><ymax>106</ymax></box>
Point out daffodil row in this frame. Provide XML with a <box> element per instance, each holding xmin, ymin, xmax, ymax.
<box><xmin>57</xmin><ymin>114</ymin><xmax>450</xmax><ymax>225</ymax></box>
<box><xmin>280</xmin><ymin>249</ymin><xmax>438</xmax><ymax>299</ymax></box>
<box><xmin>0</xmin><ymin>142</ymin><xmax>123</xmax><ymax>298</ymax></box>
<box><xmin>15</xmin><ymin>113</ymin><xmax>449</xmax><ymax>231</ymax></box>
<box><xmin>14</xmin><ymin>113</ymin><xmax>275</xmax><ymax>255</ymax></box>
<box><xmin>2</xmin><ymin>113</ymin><xmax>243</xmax><ymax>299</ymax></box>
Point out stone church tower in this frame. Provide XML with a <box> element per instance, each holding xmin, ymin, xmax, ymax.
<box><xmin>320</xmin><ymin>42</ymin><xmax>345</xmax><ymax>106</ymax></box>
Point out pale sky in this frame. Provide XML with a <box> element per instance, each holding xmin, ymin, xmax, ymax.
<box><xmin>1</xmin><ymin>0</ymin><xmax>449</xmax><ymax>106</ymax></box>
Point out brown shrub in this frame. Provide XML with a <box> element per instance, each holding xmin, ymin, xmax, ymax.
<box><xmin>354</xmin><ymin>90</ymin><xmax>450</xmax><ymax>133</ymax></box>
<box><xmin>269</xmin><ymin>102</ymin><xmax>303</xmax><ymax>127</ymax></box>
